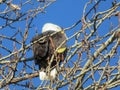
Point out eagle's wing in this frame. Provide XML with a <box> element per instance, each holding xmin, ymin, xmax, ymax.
<box><xmin>31</xmin><ymin>33</ymin><xmax>49</xmax><ymax>65</ymax></box>
<box><xmin>50</xmin><ymin>31</ymin><xmax>67</xmax><ymax>63</ymax></box>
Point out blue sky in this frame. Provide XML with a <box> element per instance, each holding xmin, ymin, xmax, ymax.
<box><xmin>0</xmin><ymin>0</ymin><xmax>120</xmax><ymax>89</ymax></box>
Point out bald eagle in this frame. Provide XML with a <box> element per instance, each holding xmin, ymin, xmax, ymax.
<box><xmin>31</xmin><ymin>23</ymin><xmax>67</xmax><ymax>80</ymax></box>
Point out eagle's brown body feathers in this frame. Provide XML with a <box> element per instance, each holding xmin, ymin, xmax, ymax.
<box><xmin>31</xmin><ymin>31</ymin><xmax>67</xmax><ymax>69</ymax></box>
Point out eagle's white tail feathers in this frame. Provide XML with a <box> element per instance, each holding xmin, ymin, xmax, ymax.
<box><xmin>39</xmin><ymin>68</ymin><xmax>57</xmax><ymax>80</ymax></box>
<box><xmin>39</xmin><ymin>71</ymin><xmax>48</xmax><ymax>80</ymax></box>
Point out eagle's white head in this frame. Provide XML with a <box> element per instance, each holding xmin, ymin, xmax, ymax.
<box><xmin>39</xmin><ymin>68</ymin><xmax>57</xmax><ymax>80</ymax></box>
<box><xmin>42</xmin><ymin>23</ymin><xmax>62</xmax><ymax>33</ymax></box>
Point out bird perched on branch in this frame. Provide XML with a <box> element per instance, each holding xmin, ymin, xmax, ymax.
<box><xmin>31</xmin><ymin>23</ymin><xmax>67</xmax><ymax>80</ymax></box>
